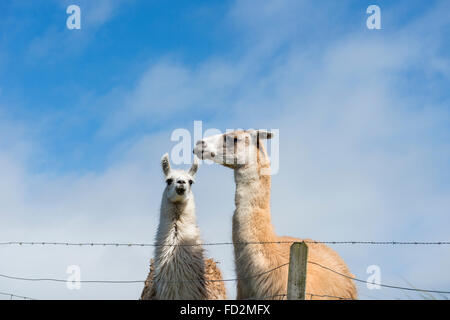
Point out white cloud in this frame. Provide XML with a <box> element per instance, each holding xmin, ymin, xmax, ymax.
<box><xmin>102</xmin><ymin>58</ymin><xmax>249</xmax><ymax>135</ymax></box>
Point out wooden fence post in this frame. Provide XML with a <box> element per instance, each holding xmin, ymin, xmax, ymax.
<box><xmin>287</xmin><ymin>242</ymin><xmax>308</xmax><ymax>300</ymax></box>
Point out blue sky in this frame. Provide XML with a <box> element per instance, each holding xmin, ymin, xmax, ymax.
<box><xmin>0</xmin><ymin>0</ymin><xmax>449</xmax><ymax>299</ymax></box>
<box><xmin>2</xmin><ymin>0</ymin><xmax>447</xmax><ymax>173</ymax></box>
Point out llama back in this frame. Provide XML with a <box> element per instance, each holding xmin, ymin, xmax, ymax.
<box><xmin>140</xmin><ymin>259</ymin><xmax>156</xmax><ymax>300</ymax></box>
<box><xmin>278</xmin><ymin>236</ymin><xmax>357</xmax><ymax>300</ymax></box>
<box><xmin>205</xmin><ymin>258</ymin><xmax>227</xmax><ymax>299</ymax></box>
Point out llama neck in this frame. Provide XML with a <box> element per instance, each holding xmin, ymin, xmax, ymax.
<box><xmin>232</xmin><ymin>158</ymin><xmax>285</xmax><ymax>299</ymax></box>
<box><xmin>153</xmin><ymin>195</ymin><xmax>206</xmax><ymax>299</ymax></box>
<box><xmin>233</xmin><ymin>165</ymin><xmax>277</xmax><ymax>244</ymax></box>
<box><xmin>155</xmin><ymin>196</ymin><xmax>201</xmax><ymax>249</ymax></box>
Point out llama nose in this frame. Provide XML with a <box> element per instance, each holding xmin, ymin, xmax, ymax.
<box><xmin>176</xmin><ymin>186</ymin><xmax>186</xmax><ymax>195</ymax></box>
<box><xmin>196</xmin><ymin>140</ymin><xmax>206</xmax><ymax>147</ymax></box>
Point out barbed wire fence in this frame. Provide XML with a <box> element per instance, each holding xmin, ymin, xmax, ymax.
<box><xmin>1</xmin><ymin>240</ymin><xmax>449</xmax><ymax>247</ymax></box>
<box><xmin>0</xmin><ymin>291</ymin><xmax>36</xmax><ymax>300</ymax></box>
<box><xmin>1</xmin><ymin>240</ymin><xmax>449</xmax><ymax>300</ymax></box>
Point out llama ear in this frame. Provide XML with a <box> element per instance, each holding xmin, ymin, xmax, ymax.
<box><xmin>256</xmin><ymin>130</ymin><xmax>274</xmax><ymax>140</ymax></box>
<box><xmin>188</xmin><ymin>156</ymin><xmax>199</xmax><ymax>177</ymax></box>
<box><xmin>161</xmin><ymin>153</ymin><xmax>171</xmax><ymax>176</ymax></box>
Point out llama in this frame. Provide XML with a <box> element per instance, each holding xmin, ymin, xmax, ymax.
<box><xmin>194</xmin><ymin>130</ymin><xmax>357</xmax><ymax>300</ymax></box>
<box><xmin>140</xmin><ymin>154</ymin><xmax>226</xmax><ymax>300</ymax></box>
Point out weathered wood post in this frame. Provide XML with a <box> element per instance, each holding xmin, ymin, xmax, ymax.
<box><xmin>287</xmin><ymin>242</ymin><xmax>308</xmax><ymax>300</ymax></box>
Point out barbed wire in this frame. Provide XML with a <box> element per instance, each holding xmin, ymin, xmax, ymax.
<box><xmin>0</xmin><ymin>273</ymin><xmax>144</xmax><ymax>284</ymax></box>
<box><xmin>0</xmin><ymin>291</ymin><xmax>36</xmax><ymax>300</ymax></box>
<box><xmin>207</xmin><ymin>263</ymin><xmax>289</xmax><ymax>283</ymax></box>
<box><xmin>241</xmin><ymin>259</ymin><xmax>450</xmax><ymax>300</ymax></box>
<box><xmin>246</xmin><ymin>292</ymin><xmax>353</xmax><ymax>300</ymax></box>
<box><xmin>157</xmin><ymin>262</ymin><xmax>289</xmax><ymax>283</ymax></box>
<box><xmin>308</xmin><ymin>261</ymin><xmax>450</xmax><ymax>295</ymax></box>
<box><xmin>243</xmin><ymin>294</ymin><xmax>287</xmax><ymax>300</ymax></box>
<box><xmin>0</xmin><ymin>263</ymin><xmax>289</xmax><ymax>285</ymax></box>
<box><xmin>239</xmin><ymin>292</ymin><xmax>353</xmax><ymax>300</ymax></box>
<box><xmin>2</xmin><ymin>259</ymin><xmax>449</xmax><ymax>299</ymax></box>
<box><xmin>2</xmin><ymin>240</ymin><xmax>449</xmax><ymax>299</ymax></box>
<box><xmin>306</xmin><ymin>292</ymin><xmax>353</xmax><ymax>300</ymax></box>
<box><xmin>3</xmin><ymin>259</ymin><xmax>448</xmax><ymax>297</ymax></box>
<box><xmin>0</xmin><ymin>240</ymin><xmax>449</xmax><ymax>247</ymax></box>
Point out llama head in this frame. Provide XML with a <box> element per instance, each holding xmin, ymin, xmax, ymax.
<box><xmin>161</xmin><ymin>153</ymin><xmax>198</xmax><ymax>203</ymax></box>
<box><xmin>193</xmin><ymin>129</ymin><xmax>274</xmax><ymax>169</ymax></box>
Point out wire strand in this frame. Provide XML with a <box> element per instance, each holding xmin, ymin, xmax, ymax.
<box><xmin>0</xmin><ymin>291</ymin><xmax>36</xmax><ymax>300</ymax></box>
<box><xmin>0</xmin><ymin>240</ymin><xmax>449</xmax><ymax>247</ymax></box>
<box><xmin>306</xmin><ymin>292</ymin><xmax>353</xmax><ymax>300</ymax></box>
<box><xmin>308</xmin><ymin>261</ymin><xmax>450</xmax><ymax>295</ymax></box>
<box><xmin>0</xmin><ymin>273</ymin><xmax>144</xmax><ymax>284</ymax></box>
<box><xmin>243</xmin><ymin>294</ymin><xmax>287</xmax><ymax>300</ymax></box>
<box><xmin>0</xmin><ymin>263</ymin><xmax>289</xmax><ymax>285</ymax></box>
<box><xmin>2</xmin><ymin>240</ymin><xmax>449</xmax><ymax>298</ymax></box>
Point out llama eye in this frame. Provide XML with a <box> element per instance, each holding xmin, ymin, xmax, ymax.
<box><xmin>166</xmin><ymin>179</ymin><xmax>173</xmax><ymax>185</ymax></box>
<box><xmin>188</xmin><ymin>180</ymin><xmax>193</xmax><ymax>185</ymax></box>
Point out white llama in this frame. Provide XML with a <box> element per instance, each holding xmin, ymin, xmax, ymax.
<box><xmin>194</xmin><ymin>130</ymin><xmax>357</xmax><ymax>300</ymax></box>
<box><xmin>140</xmin><ymin>153</ymin><xmax>226</xmax><ymax>300</ymax></box>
